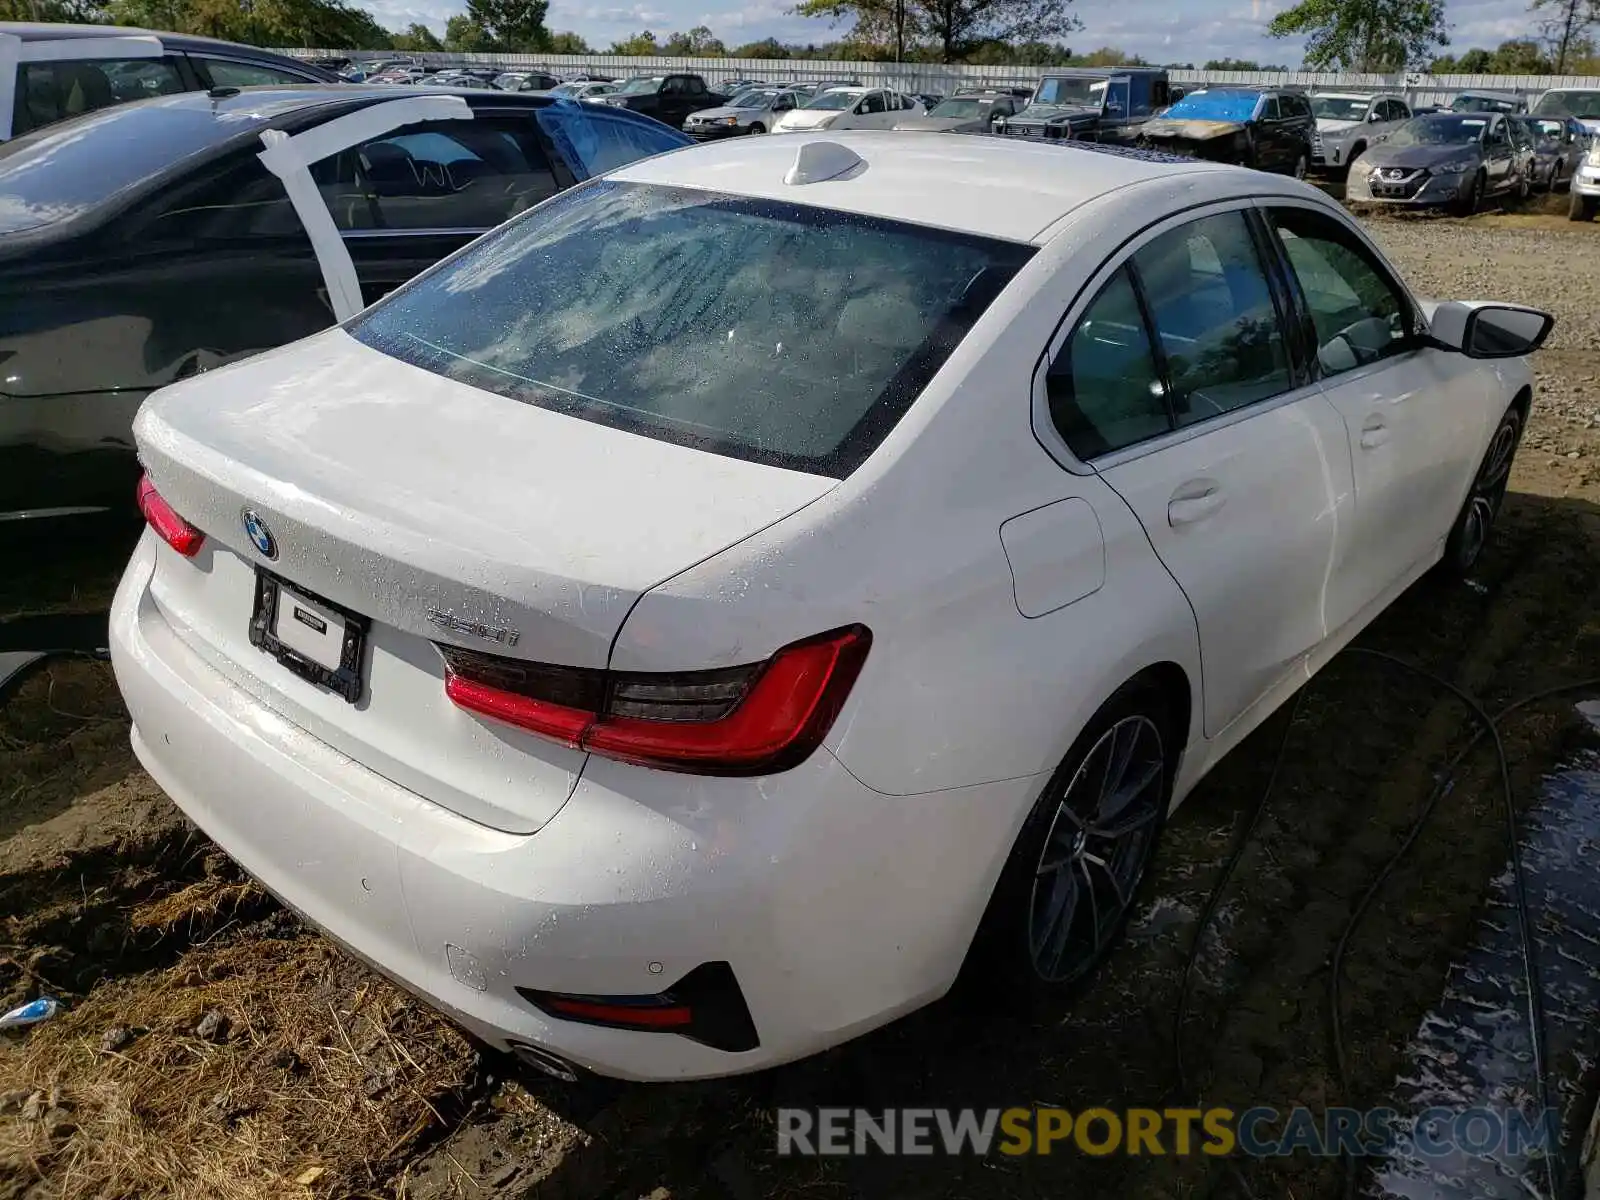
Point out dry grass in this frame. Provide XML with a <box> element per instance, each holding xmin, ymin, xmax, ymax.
<box><xmin>1</xmin><ymin>900</ymin><xmax>479</xmax><ymax>1200</ymax></box>
<box><xmin>128</xmin><ymin>878</ymin><xmax>266</xmax><ymax>934</ymax></box>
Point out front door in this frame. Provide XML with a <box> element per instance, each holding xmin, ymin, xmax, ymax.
<box><xmin>1260</xmin><ymin>202</ymin><xmax>1489</xmax><ymax>617</ymax></box>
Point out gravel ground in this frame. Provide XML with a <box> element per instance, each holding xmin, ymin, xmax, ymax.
<box><xmin>2</xmin><ymin>215</ymin><xmax>1599</xmax><ymax>1200</ymax></box>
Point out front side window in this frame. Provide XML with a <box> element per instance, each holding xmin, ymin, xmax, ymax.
<box><xmin>1262</xmin><ymin>95</ymin><xmax>1281</xmax><ymax>120</ymax></box>
<box><xmin>1266</xmin><ymin>207</ymin><xmax>1411</xmax><ymax>378</ymax></box>
<box><xmin>1048</xmin><ymin>266</ymin><xmax>1170</xmax><ymax>459</ymax></box>
<box><xmin>863</xmin><ymin>92</ymin><xmax>886</xmax><ymax>114</ymax></box>
<box><xmin>317</xmin><ymin>118</ymin><xmax>558</xmax><ymax>231</ymax></box>
<box><xmin>14</xmin><ymin>57</ymin><xmax>185</xmax><ymax>135</ymax></box>
<box><xmin>348</xmin><ymin>182</ymin><xmax>1033</xmax><ymax>477</ymax></box>
<box><xmin>198</xmin><ymin>58</ymin><xmax>312</xmax><ymax>88</ymax></box>
<box><xmin>1132</xmin><ymin>212</ymin><xmax>1291</xmax><ymax>426</ymax></box>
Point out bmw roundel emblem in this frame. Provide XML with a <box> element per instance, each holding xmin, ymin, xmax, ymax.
<box><xmin>241</xmin><ymin>509</ymin><xmax>277</xmax><ymax>560</ymax></box>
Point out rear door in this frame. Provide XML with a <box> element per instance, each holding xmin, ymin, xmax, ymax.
<box><xmin>9</xmin><ymin>49</ymin><xmax>190</xmax><ymax>138</ymax></box>
<box><xmin>1482</xmin><ymin>117</ymin><xmax>1514</xmax><ymax>191</ymax></box>
<box><xmin>1047</xmin><ymin>204</ymin><xmax>1356</xmax><ymax>737</ymax></box>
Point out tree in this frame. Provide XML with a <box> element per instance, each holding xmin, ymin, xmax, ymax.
<box><xmin>390</xmin><ymin>21</ymin><xmax>443</xmax><ymax>49</ymax></box>
<box><xmin>463</xmin><ymin>0</ymin><xmax>548</xmax><ymax>49</ymax></box>
<box><xmin>609</xmin><ymin>30</ymin><xmax>661</xmax><ymax>53</ymax></box>
<box><xmin>793</xmin><ymin>0</ymin><xmax>1080</xmax><ymax>63</ymax></box>
<box><xmin>1531</xmin><ymin>0</ymin><xmax>1600</xmax><ymax>71</ymax></box>
<box><xmin>107</xmin><ymin>0</ymin><xmax>393</xmax><ymax>47</ymax></box>
<box><xmin>547</xmin><ymin>30</ymin><xmax>591</xmax><ymax>52</ymax></box>
<box><xmin>733</xmin><ymin>36</ymin><xmax>789</xmax><ymax>56</ymax></box>
<box><xmin>443</xmin><ymin>12</ymin><xmax>493</xmax><ymax>49</ymax></box>
<box><xmin>1204</xmin><ymin>57</ymin><xmax>1260</xmax><ymax>69</ymax></box>
<box><xmin>662</xmin><ymin>24</ymin><xmax>726</xmax><ymax>54</ymax></box>
<box><xmin>1267</xmin><ymin>0</ymin><xmax>1448</xmax><ymax>70</ymax></box>
<box><xmin>1072</xmin><ymin>44</ymin><xmax>1145</xmax><ymax>65</ymax></box>
<box><xmin>1489</xmin><ymin>36</ymin><xmax>1554</xmax><ymax>71</ymax></box>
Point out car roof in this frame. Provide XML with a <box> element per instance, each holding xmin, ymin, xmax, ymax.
<box><xmin>610</xmin><ymin>130</ymin><xmax>1230</xmax><ymax>245</ymax></box>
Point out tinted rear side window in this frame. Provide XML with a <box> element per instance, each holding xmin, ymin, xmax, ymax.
<box><xmin>536</xmin><ymin>104</ymin><xmax>690</xmax><ymax>178</ymax></box>
<box><xmin>14</xmin><ymin>57</ymin><xmax>185</xmax><ymax>135</ymax></box>
<box><xmin>349</xmin><ymin>181</ymin><xmax>1033</xmax><ymax>477</ymax></box>
<box><xmin>0</xmin><ymin>99</ymin><xmax>257</xmax><ymax>234</ymax></box>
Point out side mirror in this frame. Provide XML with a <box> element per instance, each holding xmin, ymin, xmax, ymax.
<box><xmin>1368</xmin><ymin>110</ymin><xmax>1383</xmax><ymax>122</ymax></box>
<box><xmin>1428</xmin><ymin>301</ymin><xmax>1554</xmax><ymax>359</ymax></box>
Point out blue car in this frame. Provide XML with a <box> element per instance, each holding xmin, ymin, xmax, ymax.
<box><xmin>0</xmin><ymin>85</ymin><xmax>691</xmax><ymax>522</ymax></box>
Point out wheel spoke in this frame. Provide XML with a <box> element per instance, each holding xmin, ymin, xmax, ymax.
<box><xmin>1091</xmin><ymin>802</ymin><xmax>1160</xmax><ymax>840</ymax></box>
<box><xmin>1097</xmin><ymin>755</ymin><xmax>1162</xmax><ymax>825</ymax></box>
<box><xmin>1083</xmin><ymin>850</ymin><xmax>1129</xmax><ymax>910</ymax></box>
<box><xmin>1079</xmin><ymin>860</ymin><xmax>1103</xmax><ymax>956</ymax></box>
<box><xmin>1100</xmin><ymin>721</ymin><xmax>1138</xmax><ymax>807</ymax></box>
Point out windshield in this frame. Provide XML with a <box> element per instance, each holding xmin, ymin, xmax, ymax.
<box><xmin>730</xmin><ymin>90</ymin><xmax>777</xmax><ymax>107</ymax></box>
<box><xmin>1388</xmin><ymin>115</ymin><xmax>1487</xmax><ymax>145</ymax></box>
<box><xmin>1535</xmin><ymin>90</ymin><xmax>1600</xmax><ymax>118</ymax></box>
<box><xmin>348</xmin><ymin>181</ymin><xmax>1034</xmax><ymax>478</ymax></box>
<box><xmin>804</xmin><ymin>90</ymin><xmax>861</xmax><ymax>111</ymax></box>
<box><xmin>1451</xmin><ymin>94</ymin><xmax>1517</xmax><ymax>113</ymax></box>
<box><xmin>1162</xmin><ymin>90</ymin><xmax>1262</xmax><ymax>122</ymax></box>
<box><xmin>1031</xmin><ymin>76</ymin><xmax>1100</xmax><ymax>106</ymax></box>
<box><xmin>1530</xmin><ymin>118</ymin><xmax>1565</xmax><ymax>138</ymax></box>
<box><xmin>0</xmin><ymin>98</ymin><xmax>265</xmax><ymax>236</ymax></box>
<box><xmin>549</xmin><ymin>82</ymin><xmax>583</xmax><ymax>95</ymax></box>
<box><xmin>929</xmin><ymin>98</ymin><xmax>984</xmax><ymax>119</ymax></box>
<box><xmin>617</xmin><ymin>77</ymin><xmax>663</xmax><ymax>95</ymax></box>
<box><xmin>1312</xmin><ymin>96</ymin><xmax>1367</xmax><ymax>121</ymax></box>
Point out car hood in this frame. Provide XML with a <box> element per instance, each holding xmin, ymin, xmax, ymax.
<box><xmin>1317</xmin><ymin>117</ymin><xmax>1361</xmax><ymax>133</ymax></box>
<box><xmin>891</xmin><ymin>115</ymin><xmax>981</xmax><ymax>132</ymax></box>
<box><xmin>690</xmin><ymin>104</ymin><xmax>758</xmax><ymax>121</ymax></box>
<box><xmin>1010</xmin><ymin>103</ymin><xmax>1096</xmax><ymax>122</ymax></box>
<box><xmin>1142</xmin><ymin>117</ymin><xmax>1246</xmax><ymax>141</ymax></box>
<box><xmin>1360</xmin><ymin>141</ymin><xmax>1483</xmax><ymax>169</ymax></box>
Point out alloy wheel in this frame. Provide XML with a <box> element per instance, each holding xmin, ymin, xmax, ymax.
<box><xmin>1457</xmin><ymin>415</ymin><xmax>1518</xmax><ymax>569</ymax></box>
<box><xmin>1027</xmin><ymin>715</ymin><xmax>1165</xmax><ymax>984</ymax></box>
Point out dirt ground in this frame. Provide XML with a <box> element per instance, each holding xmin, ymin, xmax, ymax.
<box><xmin>3</xmin><ymin>210</ymin><xmax>1600</xmax><ymax>1200</ymax></box>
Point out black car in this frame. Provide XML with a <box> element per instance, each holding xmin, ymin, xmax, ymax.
<box><xmin>1</xmin><ymin>21</ymin><xmax>340</xmax><ymax>140</ymax></box>
<box><xmin>0</xmin><ymin>86</ymin><xmax>691</xmax><ymax>522</ymax></box>
<box><xmin>593</xmin><ymin>73</ymin><xmax>730</xmax><ymax>127</ymax></box>
<box><xmin>993</xmin><ymin>68</ymin><xmax>1176</xmax><ymax>144</ymax></box>
<box><xmin>1139</xmin><ymin>87</ymin><xmax>1316</xmax><ymax>177</ymax></box>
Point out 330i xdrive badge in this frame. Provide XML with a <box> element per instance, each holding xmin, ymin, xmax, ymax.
<box><xmin>111</xmin><ymin>131</ymin><xmax>1552</xmax><ymax>1082</ymax></box>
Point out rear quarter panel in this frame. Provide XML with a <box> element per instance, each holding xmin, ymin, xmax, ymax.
<box><xmin>609</xmin><ymin>188</ymin><xmax>1208</xmax><ymax>801</ymax></box>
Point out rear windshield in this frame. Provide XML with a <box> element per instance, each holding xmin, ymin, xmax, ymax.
<box><xmin>0</xmin><ymin>98</ymin><xmax>263</xmax><ymax>235</ymax></box>
<box><xmin>1534</xmin><ymin>90</ymin><xmax>1600</xmax><ymax>119</ymax></box>
<box><xmin>348</xmin><ymin>180</ymin><xmax>1034</xmax><ymax>477</ymax></box>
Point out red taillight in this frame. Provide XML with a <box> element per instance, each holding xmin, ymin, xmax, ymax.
<box><xmin>440</xmin><ymin>625</ymin><xmax>871</xmax><ymax>775</ymax></box>
<box><xmin>136</xmin><ymin>473</ymin><xmax>204</xmax><ymax>557</ymax></box>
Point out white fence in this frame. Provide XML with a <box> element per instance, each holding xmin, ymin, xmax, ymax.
<box><xmin>278</xmin><ymin>49</ymin><xmax>1600</xmax><ymax>106</ymax></box>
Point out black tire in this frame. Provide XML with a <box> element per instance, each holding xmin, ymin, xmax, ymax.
<box><xmin>1441</xmin><ymin>404</ymin><xmax>1522</xmax><ymax>578</ymax></box>
<box><xmin>1457</xmin><ymin>172</ymin><xmax>1484</xmax><ymax>215</ymax></box>
<box><xmin>1291</xmin><ymin>151</ymin><xmax>1309</xmax><ymax>180</ymax></box>
<box><xmin>748</xmin><ymin>122</ymin><xmax>765</xmax><ymax>134</ymax></box>
<box><xmin>962</xmin><ymin>678</ymin><xmax>1175</xmax><ymax>1005</ymax></box>
<box><xmin>1516</xmin><ymin>168</ymin><xmax>1532</xmax><ymax>202</ymax></box>
<box><xmin>1570</xmin><ymin>191</ymin><xmax>1597</xmax><ymax>221</ymax></box>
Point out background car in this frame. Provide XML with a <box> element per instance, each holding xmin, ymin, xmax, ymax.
<box><xmin>994</xmin><ymin>68</ymin><xmax>1173</xmax><ymax>144</ymax></box>
<box><xmin>497</xmin><ymin>71</ymin><xmax>564</xmax><ymax>93</ymax></box>
<box><xmin>0</xmin><ymin>85</ymin><xmax>691</xmax><ymax>523</ymax></box>
<box><xmin>1450</xmin><ymin>90</ymin><xmax>1527</xmax><ymax>115</ymax></box>
<box><xmin>892</xmin><ymin>90</ymin><xmax>1023</xmax><ymax>133</ymax></box>
<box><xmin>1309</xmin><ymin>91</ymin><xmax>1411</xmax><ymax>175</ymax></box>
<box><xmin>1348</xmin><ymin>112</ymin><xmax>1529</xmax><ymax>213</ymax></box>
<box><xmin>1570</xmin><ymin>137</ymin><xmax>1600</xmax><ymax>219</ymax></box>
<box><xmin>110</xmin><ymin>132</ymin><xmax>1549</xmax><ymax>1084</ymax></box>
<box><xmin>0</xmin><ymin>21</ymin><xmax>339</xmax><ymax>140</ymax></box>
<box><xmin>545</xmin><ymin>81</ymin><xmax>618</xmax><ymax>101</ymax></box>
<box><xmin>1518</xmin><ymin>115</ymin><xmax>1587</xmax><ymax>189</ymax></box>
<box><xmin>683</xmin><ymin>87</ymin><xmax>805</xmax><ymax>138</ymax></box>
<box><xmin>1139</xmin><ymin>87</ymin><xmax>1315</xmax><ymax>176</ymax></box>
<box><xmin>773</xmin><ymin>86</ymin><xmax>923</xmax><ymax>132</ymax></box>
<box><xmin>593</xmin><ymin>73</ymin><xmax>729</xmax><ymax>127</ymax></box>
<box><xmin>1533</xmin><ymin>86</ymin><xmax>1600</xmax><ymax>136</ymax></box>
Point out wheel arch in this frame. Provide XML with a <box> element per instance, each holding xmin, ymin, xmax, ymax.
<box><xmin>1511</xmin><ymin>383</ymin><xmax>1533</xmax><ymax>424</ymax></box>
<box><xmin>1123</xmin><ymin>659</ymin><xmax>1194</xmax><ymax>771</ymax></box>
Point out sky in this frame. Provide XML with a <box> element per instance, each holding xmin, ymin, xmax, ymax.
<box><xmin>358</xmin><ymin>0</ymin><xmax>1537</xmax><ymax>66</ymax></box>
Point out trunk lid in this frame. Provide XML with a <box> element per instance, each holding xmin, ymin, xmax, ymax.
<box><xmin>133</xmin><ymin>329</ymin><xmax>835</xmax><ymax>832</ymax></box>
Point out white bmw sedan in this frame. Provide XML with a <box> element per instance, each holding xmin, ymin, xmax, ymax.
<box><xmin>111</xmin><ymin>132</ymin><xmax>1551</xmax><ymax>1082</ymax></box>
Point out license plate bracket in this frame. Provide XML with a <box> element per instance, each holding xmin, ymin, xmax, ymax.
<box><xmin>248</xmin><ymin>569</ymin><xmax>369</xmax><ymax>703</ymax></box>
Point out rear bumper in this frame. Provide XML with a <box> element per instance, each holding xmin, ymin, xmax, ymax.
<box><xmin>110</xmin><ymin>533</ymin><xmax>1038</xmax><ymax>1080</ymax></box>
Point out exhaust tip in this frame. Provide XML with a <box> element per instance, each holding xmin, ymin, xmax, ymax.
<box><xmin>509</xmin><ymin>1041</ymin><xmax>581</xmax><ymax>1083</ymax></box>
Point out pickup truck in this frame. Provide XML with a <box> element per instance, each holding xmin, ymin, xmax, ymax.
<box><xmin>594</xmin><ymin>73</ymin><xmax>730</xmax><ymax>128</ymax></box>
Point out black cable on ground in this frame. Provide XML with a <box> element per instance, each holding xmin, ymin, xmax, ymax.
<box><xmin>1174</xmin><ymin>653</ymin><xmax>1600</xmax><ymax>1200</ymax></box>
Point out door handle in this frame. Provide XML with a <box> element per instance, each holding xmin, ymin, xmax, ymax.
<box><xmin>1360</xmin><ymin>415</ymin><xmax>1390</xmax><ymax>449</ymax></box>
<box><xmin>1168</xmin><ymin>485</ymin><xmax>1225</xmax><ymax>526</ymax></box>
